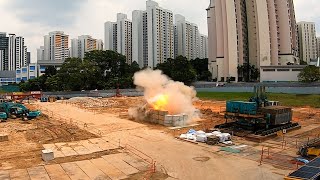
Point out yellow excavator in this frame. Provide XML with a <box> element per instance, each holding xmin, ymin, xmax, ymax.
<box><xmin>299</xmin><ymin>138</ymin><xmax>320</xmax><ymax>157</ymax></box>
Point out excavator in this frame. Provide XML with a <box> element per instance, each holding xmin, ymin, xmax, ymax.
<box><xmin>0</xmin><ymin>102</ymin><xmax>41</xmax><ymax>121</ymax></box>
<box><xmin>299</xmin><ymin>138</ymin><xmax>320</xmax><ymax>157</ymax></box>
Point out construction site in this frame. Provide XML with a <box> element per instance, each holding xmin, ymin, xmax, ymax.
<box><xmin>0</xmin><ymin>70</ymin><xmax>319</xmax><ymax>180</ymax></box>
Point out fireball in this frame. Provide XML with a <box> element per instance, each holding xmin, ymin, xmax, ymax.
<box><xmin>148</xmin><ymin>94</ymin><xmax>169</xmax><ymax>111</ymax></box>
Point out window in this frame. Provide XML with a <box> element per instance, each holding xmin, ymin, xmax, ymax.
<box><xmin>277</xmin><ymin>69</ymin><xmax>290</xmax><ymax>71</ymax></box>
<box><xmin>263</xmin><ymin>69</ymin><xmax>276</xmax><ymax>72</ymax></box>
<box><xmin>30</xmin><ymin>66</ymin><xmax>36</xmax><ymax>71</ymax></box>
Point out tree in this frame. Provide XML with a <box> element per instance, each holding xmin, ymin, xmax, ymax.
<box><xmin>298</xmin><ymin>65</ymin><xmax>320</xmax><ymax>82</ymax></box>
<box><xmin>238</xmin><ymin>63</ymin><xmax>260</xmax><ymax>82</ymax></box>
<box><xmin>190</xmin><ymin>58</ymin><xmax>212</xmax><ymax>81</ymax></box>
<box><xmin>156</xmin><ymin>56</ymin><xmax>196</xmax><ymax>85</ymax></box>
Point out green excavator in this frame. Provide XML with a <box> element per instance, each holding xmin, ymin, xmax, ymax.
<box><xmin>0</xmin><ymin>102</ymin><xmax>41</xmax><ymax>121</ymax></box>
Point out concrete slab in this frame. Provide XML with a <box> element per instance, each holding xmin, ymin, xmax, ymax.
<box><xmin>0</xmin><ymin>171</ymin><xmax>10</xmax><ymax>180</ymax></box>
<box><xmin>61</xmin><ymin>146</ymin><xmax>78</xmax><ymax>157</ymax></box>
<box><xmin>73</xmin><ymin>145</ymin><xmax>91</xmax><ymax>155</ymax></box>
<box><xmin>120</xmin><ymin>154</ymin><xmax>149</xmax><ymax>171</ymax></box>
<box><xmin>44</xmin><ymin>143</ymin><xmax>65</xmax><ymax>158</ymax></box>
<box><xmin>102</xmin><ymin>154</ymin><xmax>139</xmax><ymax>175</ymax></box>
<box><xmin>43</xmin><ymin>144</ymin><xmax>56</xmax><ymax>150</ymax></box>
<box><xmin>89</xmin><ymin>138</ymin><xmax>112</xmax><ymax>151</ymax></box>
<box><xmin>9</xmin><ymin>169</ymin><xmax>30</xmax><ymax>180</ymax></box>
<box><xmin>76</xmin><ymin>160</ymin><xmax>110</xmax><ymax>180</ymax></box>
<box><xmin>27</xmin><ymin>166</ymin><xmax>51</xmax><ymax>180</ymax></box>
<box><xmin>79</xmin><ymin>140</ymin><xmax>102</xmax><ymax>153</ymax></box>
<box><xmin>60</xmin><ymin>162</ymin><xmax>90</xmax><ymax>180</ymax></box>
<box><xmin>54</xmin><ymin>143</ymin><xmax>67</xmax><ymax>148</ymax></box>
<box><xmin>45</xmin><ymin>164</ymin><xmax>70</xmax><ymax>180</ymax></box>
<box><xmin>52</xmin><ymin>149</ymin><xmax>65</xmax><ymax>158</ymax></box>
<box><xmin>90</xmin><ymin>158</ymin><xmax>127</xmax><ymax>180</ymax></box>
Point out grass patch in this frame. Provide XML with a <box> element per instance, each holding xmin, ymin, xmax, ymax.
<box><xmin>197</xmin><ymin>92</ymin><xmax>320</xmax><ymax>108</ymax></box>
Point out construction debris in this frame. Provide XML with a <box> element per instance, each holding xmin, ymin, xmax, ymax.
<box><xmin>179</xmin><ymin>129</ymin><xmax>232</xmax><ymax>145</ymax></box>
<box><xmin>42</xmin><ymin>149</ymin><xmax>54</xmax><ymax>162</ymax></box>
<box><xmin>68</xmin><ymin>97</ymin><xmax>119</xmax><ymax>108</ymax></box>
<box><xmin>0</xmin><ymin>133</ymin><xmax>8</xmax><ymax>142</ymax></box>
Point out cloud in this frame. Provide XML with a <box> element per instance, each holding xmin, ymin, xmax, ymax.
<box><xmin>1</xmin><ymin>0</ymin><xmax>319</xmax><ymax>64</ymax></box>
<box><xmin>4</xmin><ymin>0</ymin><xmax>87</xmax><ymax>27</ymax></box>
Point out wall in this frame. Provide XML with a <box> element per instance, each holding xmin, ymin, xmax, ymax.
<box><xmin>260</xmin><ymin>66</ymin><xmax>305</xmax><ymax>82</ymax></box>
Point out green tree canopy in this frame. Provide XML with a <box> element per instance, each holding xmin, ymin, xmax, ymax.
<box><xmin>156</xmin><ymin>56</ymin><xmax>196</xmax><ymax>85</ymax></box>
<box><xmin>298</xmin><ymin>65</ymin><xmax>320</xmax><ymax>83</ymax></box>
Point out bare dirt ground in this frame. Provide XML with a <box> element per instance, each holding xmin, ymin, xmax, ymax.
<box><xmin>0</xmin><ymin>114</ymin><xmax>98</xmax><ymax>170</ymax></box>
<box><xmin>1</xmin><ymin>97</ymin><xmax>319</xmax><ymax>179</ymax></box>
<box><xmin>30</xmin><ymin>97</ymin><xmax>314</xmax><ymax>180</ymax></box>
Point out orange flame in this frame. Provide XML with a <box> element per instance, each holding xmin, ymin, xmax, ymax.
<box><xmin>148</xmin><ymin>94</ymin><xmax>169</xmax><ymax>111</ymax></box>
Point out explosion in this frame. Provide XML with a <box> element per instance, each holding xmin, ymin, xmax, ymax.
<box><xmin>129</xmin><ymin>69</ymin><xmax>198</xmax><ymax>123</ymax></box>
<box><xmin>148</xmin><ymin>94</ymin><xmax>169</xmax><ymax>111</ymax></box>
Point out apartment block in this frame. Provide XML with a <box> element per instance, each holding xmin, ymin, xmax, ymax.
<box><xmin>104</xmin><ymin>13</ymin><xmax>132</xmax><ymax>64</ymax></box>
<box><xmin>317</xmin><ymin>37</ymin><xmax>320</xmax><ymax>58</ymax></box>
<box><xmin>43</xmin><ymin>31</ymin><xmax>69</xmax><ymax>61</ymax></box>
<box><xmin>0</xmin><ymin>32</ymin><xmax>29</xmax><ymax>71</ymax></box>
<box><xmin>71</xmin><ymin>35</ymin><xmax>103</xmax><ymax>59</ymax></box>
<box><xmin>297</xmin><ymin>22</ymin><xmax>317</xmax><ymax>64</ymax></box>
<box><xmin>207</xmin><ymin>0</ymin><xmax>298</xmax><ymax>82</ymax></box>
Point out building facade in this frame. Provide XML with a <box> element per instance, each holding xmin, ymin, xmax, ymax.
<box><xmin>199</xmin><ymin>35</ymin><xmax>208</xmax><ymax>59</ymax></box>
<box><xmin>317</xmin><ymin>37</ymin><xmax>320</xmax><ymax>58</ymax></box>
<box><xmin>105</xmin><ymin>13</ymin><xmax>132</xmax><ymax>64</ymax></box>
<box><xmin>71</xmin><ymin>35</ymin><xmax>103</xmax><ymax>59</ymax></box>
<box><xmin>43</xmin><ymin>31</ymin><xmax>69</xmax><ymax>61</ymax></box>
<box><xmin>0</xmin><ymin>33</ymin><xmax>29</xmax><ymax>71</ymax></box>
<box><xmin>132</xmin><ymin>10</ymin><xmax>148</xmax><ymax>68</ymax></box>
<box><xmin>15</xmin><ymin>63</ymin><xmax>38</xmax><ymax>83</ymax></box>
<box><xmin>207</xmin><ymin>0</ymin><xmax>298</xmax><ymax>82</ymax></box>
<box><xmin>174</xmin><ymin>14</ymin><xmax>198</xmax><ymax>60</ymax></box>
<box><xmin>297</xmin><ymin>22</ymin><xmax>317</xmax><ymax>64</ymax></box>
<box><xmin>146</xmin><ymin>0</ymin><xmax>174</xmax><ymax>68</ymax></box>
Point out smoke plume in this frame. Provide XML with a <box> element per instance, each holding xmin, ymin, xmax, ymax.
<box><xmin>129</xmin><ymin>69</ymin><xmax>198</xmax><ymax>122</ymax></box>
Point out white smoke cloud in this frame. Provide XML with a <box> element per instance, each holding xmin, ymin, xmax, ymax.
<box><xmin>129</xmin><ymin>69</ymin><xmax>198</xmax><ymax>122</ymax></box>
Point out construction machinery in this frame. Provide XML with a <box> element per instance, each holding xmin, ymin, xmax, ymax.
<box><xmin>299</xmin><ymin>138</ymin><xmax>320</xmax><ymax>157</ymax></box>
<box><xmin>0</xmin><ymin>102</ymin><xmax>41</xmax><ymax>121</ymax></box>
<box><xmin>216</xmin><ymin>85</ymin><xmax>300</xmax><ymax>137</ymax></box>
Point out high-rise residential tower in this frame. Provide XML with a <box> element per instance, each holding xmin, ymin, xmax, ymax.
<box><xmin>174</xmin><ymin>14</ymin><xmax>202</xmax><ymax>60</ymax></box>
<box><xmin>37</xmin><ymin>46</ymin><xmax>44</xmax><ymax>62</ymax></box>
<box><xmin>0</xmin><ymin>33</ymin><xmax>29</xmax><ymax>71</ymax></box>
<box><xmin>199</xmin><ymin>34</ymin><xmax>208</xmax><ymax>59</ymax></box>
<box><xmin>104</xmin><ymin>13</ymin><xmax>132</xmax><ymax>64</ymax></box>
<box><xmin>146</xmin><ymin>0</ymin><xmax>174</xmax><ymax>68</ymax></box>
<box><xmin>71</xmin><ymin>35</ymin><xmax>103</xmax><ymax>59</ymax></box>
<box><xmin>297</xmin><ymin>22</ymin><xmax>317</xmax><ymax>64</ymax></box>
<box><xmin>132</xmin><ymin>10</ymin><xmax>148</xmax><ymax>67</ymax></box>
<box><xmin>317</xmin><ymin>37</ymin><xmax>320</xmax><ymax>59</ymax></box>
<box><xmin>43</xmin><ymin>31</ymin><xmax>69</xmax><ymax>61</ymax></box>
<box><xmin>207</xmin><ymin>0</ymin><xmax>298</xmax><ymax>82</ymax></box>
<box><xmin>0</xmin><ymin>32</ymin><xmax>9</xmax><ymax>71</ymax></box>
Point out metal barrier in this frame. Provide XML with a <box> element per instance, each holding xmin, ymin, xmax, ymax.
<box><xmin>259</xmin><ymin>146</ymin><xmax>302</xmax><ymax>170</ymax></box>
<box><xmin>124</xmin><ymin>144</ymin><xmax>156</xmax><ymax>179</ymax></box>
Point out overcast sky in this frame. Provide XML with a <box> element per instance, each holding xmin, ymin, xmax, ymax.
<box><xmin>0</xmin><ymin>0</ymin><xmax>319</xmax><ymax>63</ymax></box>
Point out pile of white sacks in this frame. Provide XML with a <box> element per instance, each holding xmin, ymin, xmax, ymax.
<box><xmin>180</xmin><ymin>129</ymin><xmax>232</xmax><ymax>144</ymax></box>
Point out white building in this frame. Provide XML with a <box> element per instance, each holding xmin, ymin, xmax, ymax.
<box><xmin>146</xmin><ymin>0</ymin><xmax>174</xmax><ymax>68</ymax></box>
<box><xmin>36</xmin><ymin>46</ymin><xmax>44</xmax><ymax>62</ymax></box>
<box><xmin>117</xmin><ymin>13</ymin><xmax>132</xmax><ymax>64</ymax></box>
<box><xmin>317</xmin><ymin>37</ymin><xmax>320</xmax><ymax>58</ymax></box>
<box><xmin>104</xmin><ymin>22</ymin><xmax>118</xmax><ymax>52</ymax></box>
<box><xmin>260</xmin><ymin>65</ymin><xmax>305</xmax><ymax>82</ymax></box>
<box><xmin>5</xmin><ymin>34</ymin><xmax>28</xmax><ymax>71</ymax></box>
<box><xmin>297</xmin><ymin>22</ymin><xmax>317</xmax><ymax>64</ymax></box>
<box><xmin>71</xmin><ymin>35</ymin><xmax>103</xmax><ymax>59</ymax></box>
<box><xmin>132</xmin><ymin>10</ymin><xmax>148</xmax><ymax>67</ymax></box>
<box><xmin>199</xmin><ymin>34</ymin><xmax>208</xmax><ymax>59</ymax></box>
<box><xmin>104</xmin><ymin>13</ymin><xmax>132</xmax><ymax>64</ymax></box>
<box><xmin>43</xmin><ymin>31</ymin><xmax>69</xmax><ymax>61</ymax></box>
<box><xmin>207</xmin><ymin>0</ymin><xmax>298</xmax><ymax>82</ymax></box>
<box><xmin>15</xmin><ymin>63</ymin><xmax>38</xmax><ymax>83</ymax></box>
